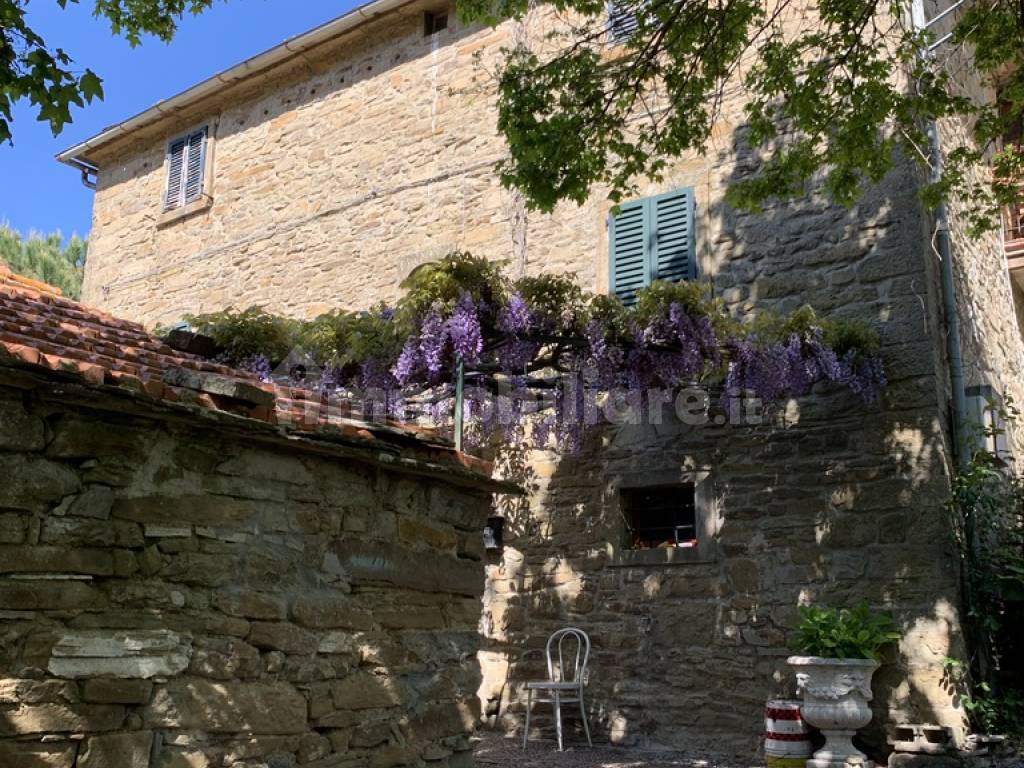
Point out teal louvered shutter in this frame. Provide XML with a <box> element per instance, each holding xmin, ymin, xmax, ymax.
<box><xmin>609</xmin><ymin>198</ymin><xmax>650</xmax><ymax>305</ymax></box>
<box><xmin>164</xmin><ymin>137</ymin><xmax>187</xmax><ymax>210</ymax></box>
<box><xmin>609</xmin><ymin>187</ymin><xmax>696</xmax><ymax>304</ymax></box>
<box><xmin>164</xmin><ymin>127</ymin><xmax>207</xmax><ymax>211</ymax></box>
<box><xmin>651</xmin><ymin>187</ymin><xmax>696</xmax><ymax>282</ymax></box>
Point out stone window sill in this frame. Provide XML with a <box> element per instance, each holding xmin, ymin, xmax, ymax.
<box><xmin>157</xmin><ymin>195</ymin><xmax>213</xmax><ymax>228</ymax></box>
<box><xmin>608</xmin><ymin>542</ymin><xmax>717</xmax><ymax>568</ymax></box>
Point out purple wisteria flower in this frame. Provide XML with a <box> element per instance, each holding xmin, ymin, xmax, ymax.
<box><xmin>447</xmin><ymin>293</ymin><xmax>483</xmax><ymax>366</ymax></box>
<box><xmin>724</xmin><ymin>327</ymin><xmax>886</xmax><ymax>406</ymax></box>
<box><xmin>497</xmin><ymin>339</ymin><xmax>538</xmax><ymax>373</ymax></box>
<box><xmin>358</xmin><ymin>359</ymin><xmax>397</xmax><ymax>391</ymax></box>
<box><xmin>419</xmin><ymin>306</ymin><xmax>447</xmax><ymax>381</ymax></box>
<box><xmin>783</xmin><ymin>334</ymin><xmax>814</xmax><ymax>396</ymax></box>
<box><xmin>838</xmin><ymin>350</ymin><xmax>887</xmax><ymax>403</ymax></box>
<box><xmin>807</xmin><ymin>332</ymin><xmax>842</xmax><ymax>384</ymax></box>
<box><xmin>392</xmin><ymin>335</ymin><xmax>420</xmax><ymax>385</ymax></box>
<box><xmin>584</xmin><ymin>320</ymin><xmax>624</xmax><ymax>389</ymax></box>
<box><xmin>532</xmin><ymin>413</ymin><xmax>556</xmax><ymax>449</ymax></box>
<box><xmin>725</xmin><ymin>339</ymin><xmax>792</xmax><ymax>402</ymax></box>
<box><xmin>498</xmin><ymin>291</ymin><xmax>531</xmax><ymax>335</ymax></box>
<box><xmin>242</xmin><ymin>354</ymin><xmax>272</xmax><ymax>382</ymax></box>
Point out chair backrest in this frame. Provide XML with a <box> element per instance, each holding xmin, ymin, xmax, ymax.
<box><xmin>545</xmin><ymin>627</ymin><xmax>590</xmax><ymax>684</ymax></box>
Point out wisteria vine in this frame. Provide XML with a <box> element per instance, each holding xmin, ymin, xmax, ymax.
<box><xmin>181</xmin><ymin>252</ymin><xmax>886</xmax><ymax>451</ymax></box>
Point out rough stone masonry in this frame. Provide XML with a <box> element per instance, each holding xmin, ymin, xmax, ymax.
<box><xmin>54</xmin><ymin>0</ymin><xmax>1024</xmax><ymax>756</ymax></box>
<box><xmin>0</xmin><ymin>367</ymin><xmax>501</xmax><ymax>768</ymax></box>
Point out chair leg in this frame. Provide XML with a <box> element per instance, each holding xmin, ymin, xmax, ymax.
<box><xmin>579</xmin><ymin>694</ymin><xmax>592</xmax><ymax>747</ymax></box>
<box><xmin>554</xmin><ymin>691</ymin><xmax>563</xmax><ymax>751</ymax></box>
<box><xmin>523</xmin><ymin>689</ymin><xmax>532</xmax><ymax>749</ymax></box>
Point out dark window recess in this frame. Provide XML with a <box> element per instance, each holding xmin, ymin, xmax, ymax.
<box><xmin>621</xmin><ymin>483</ymin><xmax>697</xmax><ymax>549</ymax></box>
<box><xmin>424</xmin><ymin>10</ymin><xmax>448</xmax><ymax>35</ymax></box>
<box><xmin>483</xmin><ymin>516</ymin><xmax>504</xmax><ymax>550</ymax></box>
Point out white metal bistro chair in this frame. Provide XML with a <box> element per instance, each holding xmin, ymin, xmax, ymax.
<box><xmin>522</xmin><ymin>627</ymin><xmax>592</xmax><ymax>751</ymax></box>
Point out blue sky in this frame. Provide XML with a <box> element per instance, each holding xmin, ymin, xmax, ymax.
<box><xmin>0</xmin><ymin>1</ymin><xmax>361</xmax><ymax>241</ymax></box>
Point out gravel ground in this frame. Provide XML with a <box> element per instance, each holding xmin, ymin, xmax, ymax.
<box><xmin>474</xmin><ymin>735</ymin><xmax>1024</xmax><ymax>768</ymax></box>
<box><xmin>474</xmin><ymin>731</ymin><xmax>760</xmax><ymax>768</ymax></box>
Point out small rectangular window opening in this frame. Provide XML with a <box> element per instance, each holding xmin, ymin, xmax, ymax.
<box><xmin>621</xmin><ymin>483</ymin><xmax>697</xmax><ymax>549</ymax></box>
<box><xmin>424</xmin><ymin>10</ymin><xmax>448</xmax><ymax>35</ymax></box>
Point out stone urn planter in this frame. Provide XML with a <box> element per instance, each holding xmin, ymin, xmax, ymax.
<box><xmin>788</xmin><ymin>656</ymin><xmax>880</xmax><ymax>768</ymax></box>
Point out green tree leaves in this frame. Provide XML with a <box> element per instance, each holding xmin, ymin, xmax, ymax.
<box><xmin>463</xmin><ymin>0</ymin><xmax>1024</xmax><ymax>227</ymax></box>
<box><xmin>0</xmin><ymin>0</ymin><xmax>219</xmax><ymax>142</ymax></box>
<box><xmin>91</xmin><ymin>0</ymin><xmax>218</xmax><ymax>46</ymax></box>
<box><xmin>0</xmin><ymin>225</ymin><xmax>87</xmax><ymax>298</ymax></box>
<box><xmin>1</xmin><ymin>1</ymin><xmax>102</xmax><ymax>142</ymax></box>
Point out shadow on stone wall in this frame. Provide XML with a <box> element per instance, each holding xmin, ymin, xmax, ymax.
<box><xmin>477</xmin><ymin>122</ymin><xmax>967</xmax><ymax>759</ymax></box>
<box><xmin>0</xmin><ymin>383</ymin><xmax>492</xmax><ymax>768</ymax></box>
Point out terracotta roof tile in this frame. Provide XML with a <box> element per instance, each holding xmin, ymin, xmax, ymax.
<box><xmin>0</xmin><ymin>264</ymin><xmax>495</xmax><ymax>479</ymax></box>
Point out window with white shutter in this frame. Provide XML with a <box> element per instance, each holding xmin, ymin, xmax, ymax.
<box><xmin>609</xmin><ymin>187</ymin><xmax>696</xmax><ymax>305</ymax></box>
<box><xmin>164</xmin><ymin>127</ymin><xmax>208</xmax><ymax>211</ymax></box>
<box><xmin>607</xmin><ymin>0</ymin><xmax>684</xmax><ymax>45</ymax></box>
<box><xmin>607</xmin><ymin>0</ymin><xmax>641</xmax><ymax>43</ymax></box>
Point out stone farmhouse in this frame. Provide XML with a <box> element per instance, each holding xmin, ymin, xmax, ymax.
<box><xmin>51</xmin><ymin>0</ymin><xmax>1024</xmax><ymax>758</ymax></box>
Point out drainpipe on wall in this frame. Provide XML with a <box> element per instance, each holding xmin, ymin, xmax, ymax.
<box><xmin>929</xmin><ymin>113</ymin><xmax>993</xmax><ymax>692</ymax></box>
<box><xmin>67</xmin><ymin>158</ymin><xmax>98</xmax><ymax>190</ymax></box>
<box><xmin>911</xmin><ymin>0</ymin><xmax>971</xmax><ymax>470</ymax></box>
<box><xmin>928</xmin><ymin>122</ymin><xmax>971</xmax><ymax>471</ymax></box>
<box><xmin>911</xmin><ymin>0</ymin><xmax>994</xmax><ymax>699</ymax></box>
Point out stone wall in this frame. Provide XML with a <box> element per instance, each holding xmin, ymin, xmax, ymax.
<box><xmin>79</xmin><ymin>0</ymin><xmax>1024</xmax><ymax>457</ymax></box>
<box><xmin>0</xmin><ymin>372</ymin><xmax>494</xmax><ymax>768</ymax></box>
<box><xmin>480</xmin><ymin>396</ymin><xmax>966</xmax><ymax>756</ymax></box>
<box><xmin>926</xmin><ymin>21</ymin><xmax>1024</xmax><ymax>458</ymax></box>
<box><xmin>477</xmin><ymin>164</ymin><xmax>968</xmax><ymax>755</ymax></box>
<box><xmin>77</xmin><ymin>2</ymin><xmax>898</xmax><ymax>331</ymax></box>
<box><xmin>81</xmin><ymin>5</ymin><xmax>522</xmax><ymax>324</ymax></box>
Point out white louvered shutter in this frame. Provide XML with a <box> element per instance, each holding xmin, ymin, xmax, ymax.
<box><xmin>607</xmin><ymin>0</ymin><xmax>640</xmax><ymax>43</ymax></box>
<box><xmin>183</xmin><ymin>128</ymin><xmax>207</xmax><ymax>204</ymax></box>
<box><xmin>164</xmin><ymin>137</ymin><xmax>187</xmax><ymax>210</ymax></box>
<box><xmin>164</xmin><ymin>127</ymin><xmax>207</xmax><ymax>211</ymax></box>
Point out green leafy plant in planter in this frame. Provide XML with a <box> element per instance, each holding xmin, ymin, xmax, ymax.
<box><xmin>788</xmin><ymin>604</ymin><xmax>901</xmax><ymax>768</ymax></box>
<box><xmin>793</xmin><ymin>602</ymin><xmax>901</xmax><ymax>661</ymax></box>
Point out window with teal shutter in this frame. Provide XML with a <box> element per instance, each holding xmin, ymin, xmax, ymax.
<box><xmin>609</xmin><ymin>187</ymin><xmax>696</xmax><ymax>304</ymax></box>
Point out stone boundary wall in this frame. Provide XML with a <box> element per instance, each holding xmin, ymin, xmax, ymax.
<box><xmin>0</xmin><ymin>374</ymin><xmax>493</xmax><ymax>768</ymax></box>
